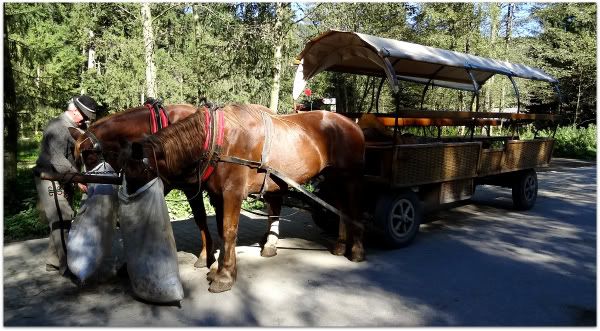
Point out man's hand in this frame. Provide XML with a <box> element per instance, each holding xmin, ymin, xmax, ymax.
<box><xmin>78</xmin><ymin>183</ymin><xmax>88</xmax><ymax>193</ymax></box>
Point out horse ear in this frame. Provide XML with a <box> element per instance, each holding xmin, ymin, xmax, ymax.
<box><xmin>68</xmin><ymin>127</ymin><xmax>84</xmax><ymax>141</ymax></box>
<box><xmin>131</xmin><ymin>142</ymin><xmax>144</xmax><ymax>160</ymax></box>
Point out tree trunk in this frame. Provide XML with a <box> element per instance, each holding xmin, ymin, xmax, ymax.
<box><xmin>141</xmin><ymin>3</ymin><xmax>157</xmax><ymax>99</ymax></box>
<box><xmin>269</xmin><ymin>3</ymin><xmax>287</xmax><ymax>113</ymax></box>
<box><xmin>500</xmin><ymin>3</ymin><xmax>514</xmax><ymax>113</ymax></box>
<box><xmin>485</xmin><ymin>3</ymin><xmax>500</xmax><ymax>112</ymax></box>
<box><xmin>80</xmin><ymin>31</ymin><xmax>96</xmax><ymax>95</ymax></box>
<box><xmin>193</xmin><ymin>4</ymin><xmax>203</xmax><ymax>104</ymax></box>
<box><xmin>4</xmin><ymin>16</ymin><xmax>19</xmax><ymax>206</ymax></box>
<box><xmin>574</xmin><ymin>69</ymin><xmax>583</xmax><ymax>126</ymax></box>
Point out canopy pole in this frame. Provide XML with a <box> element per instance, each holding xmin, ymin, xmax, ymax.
<box><xmin>380</xmin><ymin>54</ymin><xmax>399</xmax><ymax>95</ymax></box>
<box><xmin>466</xmin><ymin>69</ymin><xmax>480</xmax><ymax>140</ymax></box>
<box><xmin>420</xmin><ymin>65</ymin><xmax>446</xmax><ymax>111</ymax></box>
<box><xmin>507</xmin><ymin>75</ymin><xmax>522</xmax><ymax>138</ymax></box>
<box><xmin>552</xmin><ymin>83</ymin><xmax>563</xmax><ymax>137</ymax></box>
<box><xmin>508</xmin><ymin>76</ymin><xmax>521</xmax><ymax>114</ymax></box>
<box><xmin>375</xmin><ymin>77</ymin><xmax>385</xmax><ymax>113</ymax></box>
<box><xmin>420</xmin><ymin>85</ymin><xmax>430</xmax><ymax>111</ymax></box>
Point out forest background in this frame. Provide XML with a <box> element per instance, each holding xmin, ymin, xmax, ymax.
<box><xmin>3</xmin><ymin>2</ymin><xmax>596</xmax><ymax>240</ymax></box>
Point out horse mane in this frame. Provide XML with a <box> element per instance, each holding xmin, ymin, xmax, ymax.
<box><xmin>145</xmin><ymin>103</ymin><xmax>277</xmax><ymax>172</ymax></box>
<box><xmin>148</xmin><ymin>109</ymin><xmax>206</xmax><ymax>172</ymax></box>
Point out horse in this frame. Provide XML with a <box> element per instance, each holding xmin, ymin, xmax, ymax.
<box><xmin>68</xmin><ymin>103</ymin><xmax>220</xmax><ymax>268</ymax></box>
<box><xmin>69</xmin><ymin>103</ymin><xmax>284</xmax><ymax>268</ymax></box>
<box><xmin>120</xmin><ymin>103</ymin><xmax>366</xmax><ymax>293</ymax></box>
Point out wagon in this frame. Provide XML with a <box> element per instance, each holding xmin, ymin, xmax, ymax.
<box><xmin>292</xmin><ymin>30</ymin><xmax>562</xmax><ymax>247</ymax></box>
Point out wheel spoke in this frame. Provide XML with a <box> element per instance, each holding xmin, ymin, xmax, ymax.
<box><xmin>394</xmin><ymin>221</ymin><xmax>404</xmax><ymax>232</ymax></box>
<box><xmin>389</xmin><ymin>197</ymin><xmax>419</xmax><ymax>237</ymax></box>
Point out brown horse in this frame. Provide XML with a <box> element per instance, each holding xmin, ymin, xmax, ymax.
<box><xmin>69</xmin><ymin>104</ymin><xmax>219</xmax><ymax>268</ymax></box>
<box><xmin>121</xmin><ymin>103</ymin><xmax>366</xmax><ymax>293</ymax></box>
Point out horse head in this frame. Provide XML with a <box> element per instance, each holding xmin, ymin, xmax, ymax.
<box><xmin>119</xmin><ymin>138</ymin><xmax>167</xmax><ymax>195</ymax></box>
<box><xmin>69</xmin><ymin>127</ymin><xmax>106</xmax><ymax>173</ymax></box>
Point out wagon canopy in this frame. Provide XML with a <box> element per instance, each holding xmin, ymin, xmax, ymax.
<box><xmin>293</xmin><ymin>30</ymin><xmax>557</xmax><ymax>99</ymax></box>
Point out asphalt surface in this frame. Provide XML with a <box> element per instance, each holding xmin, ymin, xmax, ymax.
<box><xmin>3</xmin><ymin>158</ymin><xmax>596</xmax><ymax>326</ymax></box>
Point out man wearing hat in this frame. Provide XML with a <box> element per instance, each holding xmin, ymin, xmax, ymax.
<box><xmin>33</xmin><ymin>95</ymin><xmax>99</xmax><ymax>275</ymax></box>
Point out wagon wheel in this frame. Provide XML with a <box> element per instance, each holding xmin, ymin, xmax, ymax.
<box><xmin>512</xmin><ymin>169</ymin><xmax>538</xmax><ymax>210</ymax></box>
<box><xmin>374</xmin><ymin>191</ymin><xmax>423</xmax><ymax>248</ymax></box>
<box><xmin>309</xmin><ymin>182</ymin><xmax>339</xmax><ymax>235</ymax></box>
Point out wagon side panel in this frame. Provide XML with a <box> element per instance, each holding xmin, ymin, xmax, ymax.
<box><xmin>392</xmin><ymin>142</ymin><xmax>482</xmax><ymax>187</ymax></box>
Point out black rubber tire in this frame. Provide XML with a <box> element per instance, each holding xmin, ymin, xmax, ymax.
<box><xmin>512</xmin><ymin>169</ymin><xmax>538</xmax><ymax>210</ymax></box>
<box><xmin>309</xmin><ymin>183</ymin><xmax>339</xmax><ymax>235</ymax></box>
<box><xmin>374</xmin><ymin>191</ymin><xmax>422</xmax><ymax>248</ymax></box>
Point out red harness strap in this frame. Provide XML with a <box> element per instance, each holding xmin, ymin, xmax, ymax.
<box><xmin>200</xmin><ymin>107</ymin><xmax>225</xmax><ymax>181</ymax></box>
<box><xmin>145</xmin><ymin>103</ymin><xmax>170</xmax><ymax>134</ymax></box>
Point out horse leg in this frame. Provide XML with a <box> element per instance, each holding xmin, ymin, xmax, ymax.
<box><xmin>323</xmin><ymin>178</ymin><xmax>347</xmax><ymax>256</ymax></box>
<box><xmin>261</xmin><ymin>194</ymin><xmax>282</xmax><ymax>258</ymax></box>
<box><xmin>333</xmin><ymin>219</ymin><xmax>347</xmax><ymax>256</ymax></box>
<box><xmin>206</xmin><ymin>193</ymin><xmax>223</xmax><ymax>282</ymax></box>
<box><xmin>208</xmin><ymin>192</ymin><xmax>243</xmax><ymax>293</ymax></box>
<box><xmin>342</xmin><ymin>175</ymin><xmax>365</xmax><ymax>262</ymax></box>
<box><xmin>184</xmin><ymin>189</ymin><xmax>216</xmax><ymax>269</ymax></box>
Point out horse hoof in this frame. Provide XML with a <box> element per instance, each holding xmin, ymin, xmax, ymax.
<box><xmin>261</xmin><ymin>246</ymin><xmax>277</xmax><ymax>258</ymax></box>
<box><xmin>350</xmin><ymin>251</ymin><xmax>365</xmax><ymax>262</ymax></box>
<box><xmin>208</xmin><ymin>280</ymin><xmax>233</xmax><ymax>293</ymax></box>
<box><xmin>194</xmin><ymin>258</ymin><xmax>207</xmax><ymax>268</ymax></box>
<box><xmin>206</xmin><ymin>269</ymin><xmax>217</xmax><ymax>282</ymax></box>
<box><xmin>332</xmin><ymin>242</ymin><xmax>346</xmax><ymax>256</ymax></box>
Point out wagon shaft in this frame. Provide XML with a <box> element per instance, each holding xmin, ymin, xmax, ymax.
<box><xmin>40</xmin><ymin>171</ymin><xmax>122</xmax><ymax>185</ymax></box>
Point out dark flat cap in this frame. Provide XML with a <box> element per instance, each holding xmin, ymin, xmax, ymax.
<box><xmin>73</xmin><ymin>95</ymin><xmax>98</xmax><ymax>120</ymax></box>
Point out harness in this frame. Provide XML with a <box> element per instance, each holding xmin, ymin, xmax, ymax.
<box><xmin>198</xmin><ymin>106</ymin><xmax>274</xmax><ymax>199</ymax></box>
<box><xmin>78</xmin><ymin>130</ymin><xmax>105</xmax><ymax>166</ymax></box>
<box><xmin>198</xmin><ymin>105</ymin><xmax>225</xmax><ymax>182</ymax></box>
<box><xmin>144</xmin><ymin>98</ymin><xmax>170</xmax><ymax>133</ymax></box>
<box><xmin>79</xmin><ymin>99</ymin><xmax>170</xmax><ymax>172</ymax></box>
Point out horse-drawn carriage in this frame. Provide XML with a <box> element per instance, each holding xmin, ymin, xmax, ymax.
<box><xmin>41</xmin><ymin>30</ymin><xmax>561</xmax><ymax>299</ymax></box>
<box><xmin>291</xmin><ymin>30</ymin><xmax>561</xmax><ymax>247</ymax></box>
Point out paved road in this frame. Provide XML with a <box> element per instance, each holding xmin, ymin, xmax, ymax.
<box><xmin>3</xmin><ymin>158</ymin><xmax>596</xmax><ymax>326</ymax></box>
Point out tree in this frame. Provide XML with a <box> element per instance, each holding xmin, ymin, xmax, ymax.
<box><xmin>531</xmin><ymin>3</ymin><xmax>596</xmax><ymax>126</ymax></box>
<box><xmin>141</xmin><ymin>3</ymin><xmax>157</xmax><ymax>99</ymax></box>
<box><xmin>268</xmin><ymin>2</ymin><xmax>291</xmax><ymax>113</ymax></box>
<box><xmin>4</xmin><ymin>10</ymin><xmax>18</xmax><ymax>203</ymax></box>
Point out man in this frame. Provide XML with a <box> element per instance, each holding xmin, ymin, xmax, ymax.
<box><xmin>33</xmin><ymin>95</ymin><xmax>99</xmax><ymax>275</ymax></box>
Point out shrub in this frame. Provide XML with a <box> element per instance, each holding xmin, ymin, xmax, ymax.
<box><xmin>550</xmin><ymin>125</ymin><xmax>596</xmax><ymax>160</ymax></box>
<box><xmin>4</xmin><ymin>198</ymin><xmax>48</xmax><ymax>242</ymax></box>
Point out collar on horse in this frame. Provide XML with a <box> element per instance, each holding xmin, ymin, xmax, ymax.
<box><xmin>198</xmin><ymin>104</ymin><xmax>225</xmax><ymax>181</ymax></box>
<box><xmin>144</xmin><ymin>98</ymin><xmax>170</xmax><ymax>133</ymax></box>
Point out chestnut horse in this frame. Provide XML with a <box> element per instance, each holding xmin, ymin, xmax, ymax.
<box><xmin>69</xmin><ymin>104</ymin><xmax>219</xmax><ymax>268</ymax></box>
<box><xmin>121</xmin><ymin>103</ymin><xmax>366</xmax><ymax>293</ymax></box>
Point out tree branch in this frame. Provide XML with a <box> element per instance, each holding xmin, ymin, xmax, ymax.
<box><xmin>293</xmin><ymin>3</ymin><xmax>323</xmax><ymax>24</ymax></box>
<box><xmin>153</xmin><ymin>4</ymin><xmax>181</xmax><ymax>21</ymax></box>
<box><xmin>116</xmin><ymin>4</ymin><xmax>137</xmax><ymax>19</ymax></box>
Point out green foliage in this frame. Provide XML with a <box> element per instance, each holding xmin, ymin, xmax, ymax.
<box><xmin>242</xmin><ymin>198</ymin><xmax>265</xmax><ymax>211</ymax></box>
<box><xmin>4</xmin><ymin>198</ymin><xmax>48</xmax><ymax>242</ymax></box>
<box><xmin>550</xmin><ymin>125</ymin><xmax>596</xmax><ymax>160</ymax></box>
<box><xmin>530</xmin><ymin>3</ymin><xmax>596</xmax><ymax>125</ymax></box>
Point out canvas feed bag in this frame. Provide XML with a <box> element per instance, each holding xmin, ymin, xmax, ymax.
<box><xmin>67</xmin><ymin>162</ymin><xmax>120</xmax><ymax>282</ymax></box>
<box><xmin>118</xmin><ymin>175</ymin><xmax>183</xmax><ymax>303</ymax></box>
